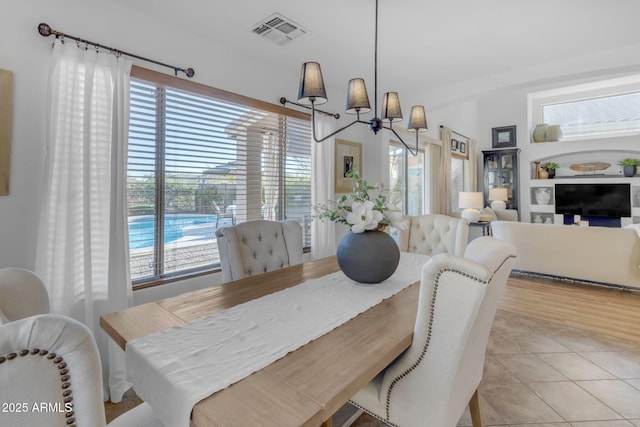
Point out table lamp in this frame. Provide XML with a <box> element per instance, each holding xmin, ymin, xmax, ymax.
<box><xmin>458</xmin><ymin>192</ymin><xmax>483</xmax><ymax>222</ymax></box>
<box><xmin>488</xmin><ymin>188</ymin><xmax>508</xmax><ymax>210</ymax></box>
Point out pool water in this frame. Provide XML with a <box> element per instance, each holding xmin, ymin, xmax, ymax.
<box><xmin>128</xmin><ymin>214</ymin><xmax>217</xmax><ymax>249</ymax></box>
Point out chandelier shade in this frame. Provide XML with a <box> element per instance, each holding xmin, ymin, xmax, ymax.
<box><xmin>345</xmin><ymin>78</ymin><xmax>371</xmax><ymax>114</ymax></box>
<box><xmin>381</xmin><ymin>92</ymin><xmax>402</xmax><ymax>121</ymax></box>
<box><xmin>408</xmin><ymin>105</ymin><xmax>428</xmax><ymax>131</ymax></box>
<box><xmin>297</xmin><ymin>62</ymin><xmax>327</xmax><ymax>105</ymax></box>
<box><xmin>294</xmin><ymin>0</ymin><xmax>427</xmax><ymax>154</ymax></box>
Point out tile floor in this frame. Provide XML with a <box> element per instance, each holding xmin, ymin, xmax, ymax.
<box><xmin>346</xmin><ymin>309</ymin><xmax>640</xmax><ymax>427</ymax></box>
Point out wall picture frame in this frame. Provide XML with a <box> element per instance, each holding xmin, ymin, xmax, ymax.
<box><xmin>459</xmin><ymin>141</ymin><xmax>467</xmax><ymax>154</ymax></box>
<box><xmin>0</xmin><ymin>69</ymin><xmax>13</xmax><ymax>196</ymax></box>
<box><xmin>492</xmin><ymin>125</ymin><xmax>516</xmax><ymax>148</ymax></box>
<box><xmin>335</xmin><ymin>139</ymin><xmax>362</xmax><ymax>193</ymax></box>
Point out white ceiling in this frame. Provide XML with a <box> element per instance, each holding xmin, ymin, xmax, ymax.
<box><xmin>108</xmin><ymin>0</ymin><xmax>640</xmax><ymax>110</ymax></box>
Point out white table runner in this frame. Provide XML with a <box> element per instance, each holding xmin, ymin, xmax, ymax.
<box><xmin>126</xmin><ymin>252</ymin><xmax>430</xmax><ymax>427</ymax></box>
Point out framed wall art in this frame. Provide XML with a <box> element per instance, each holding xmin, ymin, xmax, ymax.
<box><xmin>492</xmin><ymin>125</ymin><xmax>516</xmax><ymax>148</ymax></box>
<box><xmin>0</xmin><ymin>69</ymin><xmax>13</xmax><ymax>195</ymax></box>
<box><xmin>335</xmin><ymin>139</ymin><xmax>362</xmax><ymax>193</ymax></box>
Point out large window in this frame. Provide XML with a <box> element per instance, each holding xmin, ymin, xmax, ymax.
<box><xmin>389</xmin><ymin>142</ymin><xmax>424</xmax><ymax>216</ymax></box>
<box><xmin>127</xmin><ymin>67</ymin><xmax>311</xmax><ymax>285</ymax></box>
<box><xmin>450</xmin><ymin>156</ymin><xmax>471</xmax><ymax>213</ymax></box>
<box><xmin>531</xmin><ymin>75</ymin><xmax>640</xmax><ymax>141</ymax></box>
<box><xmin>542</xmin><ymin>91</ymin><xmax>640</xmax><ymax>139</ymax></box>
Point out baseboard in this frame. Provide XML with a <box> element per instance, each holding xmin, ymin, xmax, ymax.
<box><xmin>510</xmin><ymin>270</ymin><xmax>640</xmax><ymax>293</ymax></box>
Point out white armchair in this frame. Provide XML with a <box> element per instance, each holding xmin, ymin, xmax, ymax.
<box><xmin>0</xmin><ymin>267</ymin><xmax>49</xmax><ymax>323</ymax></box>
<box><xmin>215</xmin><ymin>219</ymin><xmax>303</xmax><ymax>282</ymax></box>
<box><xmin>0</xmin><ymin>314</ymin><xmax>160</xmax><ymax>426</ymax></box>
<box><xmin>349</xmin><ymin>236</ymin><xmax>516</xmax><ymax>427</ymax></box>
<box><xmin>397</xmin><ymin>214</ymin><xmax>469</xmax><ymax>257</ymax></box>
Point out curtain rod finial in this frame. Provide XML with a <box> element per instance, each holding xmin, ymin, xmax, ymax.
<box><xmin>38</xmin><ymin>23</ymin><xmax>52</xmax><ymax>37</ymax></box>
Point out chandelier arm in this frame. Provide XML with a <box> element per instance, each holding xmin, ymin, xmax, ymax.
<box><xmin>310</xmin><ymin>104</ymin><xmax>366</xmax><ymax>143</ymax></box>
<box><xmin>384</xmin><ymin>125</ymin><xmax>419</xmax><ymax>156</ymax></box>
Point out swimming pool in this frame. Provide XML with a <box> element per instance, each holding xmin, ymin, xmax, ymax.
<box><xmin>128</xmin><ymin>214</ymin><xmax>218</xmax><ymax>249</ymax></box>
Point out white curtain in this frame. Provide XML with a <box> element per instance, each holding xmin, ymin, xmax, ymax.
<box><xmin>468</xmin><ymin>138</ymin><xmax>478</xmax><ymax>191</ymax></box>
<box><xmin>438</xmin><ymin>126</ymin><xmax>453</xmax><ymax>215</ymax></box>
<box><xmin>36</xmin><ymin>39</ymin><xmax>133</xmax><ymax>401</ymax></box>
<box><xmin>311</xmin><ymin>115</ymin><xmax>337</xmax><ymax>259</ymax></box>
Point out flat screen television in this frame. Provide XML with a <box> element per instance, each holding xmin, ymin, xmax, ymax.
<box><xmin>554</xmin><ymin>183</ymin><xmax>631</xmax><ymax>218</ymax></box>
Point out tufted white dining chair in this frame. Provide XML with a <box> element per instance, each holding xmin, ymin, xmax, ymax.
<box><xmin>215</xmin><ymin>219</ymin><xmax>303</xmax><ymax>282</ymax></box>
<box><xmin>349</xmin><ymin>236</ymin><xmax>516</xmax><ymax>427</ymax></box>
<box><xmin>0</xmin><ymin>267</ymin><xmax>49</xmax><ymax>323</ymax></box>
<box><xmin>0</xmin><ymin>314</ymin><xmax>162</xmax><ymax>426</ymax></box>
<box><xmin>397</xmin><ymin>214</ymin><xmax>469</xmax><ymax>257</ymax></box>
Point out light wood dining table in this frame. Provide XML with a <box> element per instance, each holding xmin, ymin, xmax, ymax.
<box><xmin>100</xmin><ymin>256</ymin><xmax>421</xmax><ymax>427</ymax></box>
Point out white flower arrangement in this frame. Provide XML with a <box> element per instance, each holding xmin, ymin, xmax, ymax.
<box><xmin>313</xmin><ymin>168</ymin><xmax>408</xmax><ymax>233</ymax></box>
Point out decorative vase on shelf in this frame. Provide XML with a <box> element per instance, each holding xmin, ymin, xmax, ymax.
<box><xmin>336</xmin><ymin>230</ymin><xmax>400</xmax><ymax>284</ymax></box>
<box><xmin>534</xmin><ymin>215</ymin><xmax>543</xmax><ymax>224</ymax></box>
<box><xmin>539</xmin><ymin>168</ymin><xmax>549</xmax><ymax>179</ymax></box>
<box><xmin>546</xmin><ymin>125</ymin><xmax>563</xmax><ymax>142</ymax></box>
<box><xmin>534</xmin><ymin>188</ymin><xmax>551</xmax><ymax>205</ymax></box>
<box><xmin>532</xmin><ymin>124</ymin><xmax>548</xmax><ymax>142</ymax></box>
<box><xmin>544</xmin><ymin>217</ymin><xmax>553</xmax><ymax>224</ymax></box>
<box><xmin>623</xmin><ymin>165</ymin><xmax>636</xmax><ymax>177</ymax></box>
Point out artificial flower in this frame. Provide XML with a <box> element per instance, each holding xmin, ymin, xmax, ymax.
<box><xmin>313</xmin><ymin>167</ymin><xmax>408</xmax><ymax>233</ymax></box>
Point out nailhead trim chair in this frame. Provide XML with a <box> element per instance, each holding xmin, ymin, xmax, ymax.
<box><xmin>397</xmin><ymin>214</ymin><xmax>469</xmax><ymax>257</ymax></box>
<box><xmin>215</xmin><ymin>219</ymin><xmax>303</xmax><ymax>282</ymax></box>
<box><xmin>0</xmin><ymin>314</ymin><xmax>162</xmax><ymax>426</ymax></box>
<box><xmin>349</xmin><ymin>236</ymin><xmax>516</xmax><ymax>427</ymax></box>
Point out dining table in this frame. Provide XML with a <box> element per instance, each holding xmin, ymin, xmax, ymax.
<box><xmin>100</xmin><ymin>254</ymin><xmax>428</xmax><ymax>427</ymax></box>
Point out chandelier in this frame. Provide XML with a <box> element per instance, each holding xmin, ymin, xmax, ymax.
<box><xmin>296</xmin><ymin>0</ymin><xmax>428</xmax><ymax>155</ymax></box>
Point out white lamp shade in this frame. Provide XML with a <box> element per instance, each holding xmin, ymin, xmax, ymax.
<box><xmin>488</xmin><ymin>188</ymin><xmax>508</xmax><ymax>202</ymax></box>
<box><xmin>459</xmin><ymin>192</ymin><xmax>483</xmax><ymax>222</ymax></box>
<box><xmin>488</xmin><ymin>188</ymin><xmax>508</xmax><ymax>210</ymax></box>
<box><xmin>458</xmin><ymin>192</ymin><xmax>483</xmax><ymax>209</ymax></box>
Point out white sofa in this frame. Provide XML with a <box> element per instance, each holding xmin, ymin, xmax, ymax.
<box><xmin>491</xmin><ymin>220</ymin><xmax>640</xmax><ymax>289</ymax></box>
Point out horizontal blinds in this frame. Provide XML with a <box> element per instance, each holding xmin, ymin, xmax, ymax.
<box><xmin>127</xmin><ymin>76</ymin><xmax>311</xmax><ymax>282</ymax></box>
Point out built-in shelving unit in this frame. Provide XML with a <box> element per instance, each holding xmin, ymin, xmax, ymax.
<box><xmin>528</xmin><ymin>176</ymin><xmax>640</xmax><ymax>225</ymax></box>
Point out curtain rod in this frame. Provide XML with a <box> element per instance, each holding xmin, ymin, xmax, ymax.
<box><xmin>279</xmin><ymin>97</ymin><xmax>340</xmax><ymax>119</ymax></box>
<box><xmin>439</xmin><ymin>125</ymin><xmax>470</xmax><ymax>140</ymax></box>
<box><xmin>37</xmin><ymin>23</ymin><xmax>195</xmax><ymax>78</ymax></box>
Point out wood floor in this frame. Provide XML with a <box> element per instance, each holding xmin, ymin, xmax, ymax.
<box><xmin>501</xmin><ymin>273</ymin><xmax>640</xmax><ymax>343</ymax></box>
<box><xmin>105</xmin><ymin>273</ymin><xmax>640</xmax><ymax>422</ymax></box>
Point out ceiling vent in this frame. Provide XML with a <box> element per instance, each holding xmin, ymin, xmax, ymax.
<box><xmin>251</xmin><ymin>13</ymin><xmax>308</xmax><ymax>45</ymax></box>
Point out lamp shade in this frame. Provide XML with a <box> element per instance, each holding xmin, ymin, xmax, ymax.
<box><xmin>488</xmin><ymin>188</ymin><xmax>508</xmax><ymax>209</ymax></box>
<box><xmin>408</xmin><ymin>105</ymin><xmax>428</xmax><ymax>131</ymax></box>
<box><xmin>345</xmin><ymin>78</ymin><xmax>371</xmax><ymax>114</ymax></box>
<box><xmin>381</xmin><ymin>92</ymin><xmax>403</xmax><ymax>121</ymax></box>
<box><xmin>297</xmin><ymin>62</ymin><xmax>327</xmax><ymax>105</ymax></box>
<box><xmin>488</xmin><ymin>188</ymin><xmax>508</xmax><ymax>202</ymax></box>
<box><xmin>458</xmin><ymin>192</ymin><xmax>483</xmax><ymax>209</ymax></box>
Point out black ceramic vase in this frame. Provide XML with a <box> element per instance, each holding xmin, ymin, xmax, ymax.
<box><xmin>336</xmin><ymin>231</ymin><xmax>400</xmax><ymax>284</ymax></box>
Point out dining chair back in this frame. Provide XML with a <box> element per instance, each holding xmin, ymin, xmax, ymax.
<box><xmin>0</xmin><ymin>314</ymin><xmax>160</xmax><ymax>426</ymax></box>
<box><xmin>349</xmin><ymin>236</ymin><xmax>516</xmax><ymax>427</ymax></box>
<box><xmin>0</xmin><ymin>267</ymin><xmax>49</xmax><ymax>323</ymax></box>
<box><xmin>397</xmin><ymin>214</ymin><xmax>469</xmax><ymax>257</ymax></box>
<box><xmin>215</xmin><ymin>219</ymin><xmax>303</xmax><ymax>282</ymax></box>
